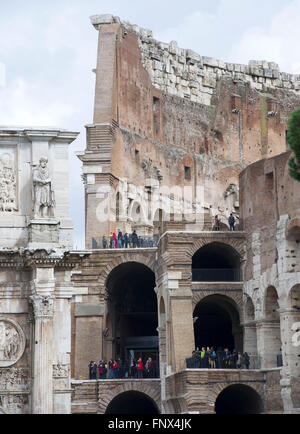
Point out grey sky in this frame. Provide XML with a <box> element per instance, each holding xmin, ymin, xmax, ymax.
<box><xmin>0</xmin><ymin>0</ymin><xmax>299</xmax><ymax>248</ymax></box>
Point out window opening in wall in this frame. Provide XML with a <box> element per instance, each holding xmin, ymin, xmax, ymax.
<box><xmin>153</xmin><ymin>97</ymin><xmax>160</xmax><ymax>136</ymax></box>
<box><xmin>184</xmin><ymin>166</ymin><xmax>191</xmax><ymax>181</ymax></box>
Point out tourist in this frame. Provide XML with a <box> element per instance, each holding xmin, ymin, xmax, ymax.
<box><xmin>137</xmin><ymin>357</ymin><xmax>144</xmax><ymax>378</ymax></box>
<box><xmin>112</xmin><ymin>232</ymin><xmax>118</xmax><ymax>248</ymax></box>
<box><xmin>98</xmin><ymin>360</ymin><xmax>106</xmax><ymax>379</ymax></box>
<box><xmin>88</xmin><ymin>360</ymin><xmax>94</xmax><ymax>379</ymax></box>
<box><xmin>200</xmin><ymin>347</ymin><xmax>206</xmax><ymax>368</ymax></box>
<box><xmin>243</xmin><ymin>352</ymin><xmax>250</xmax><ymax>369</ymax></box>
<box><xmin>230</xmin><ymin>349</ymin><xmax>237</xmax><ymax>369</ymax></box>
<box><xmin>117</xmin><ymin>358</ymin><xmax>123</xmax><ymax>378</ymax></box>
<box><xmin>210</xmin><ymin>347</ymin><xmax>217</xmax><ymax>369</ymax></box>
<box><xmin>216</xmin><ymin>347</ymin><xmax>224</xmax><ymax>369</ymax></box>
<box><xmin>108</xmin><ymin>360</ymin><xmax>114</xmax><ymax>379</ymax></box>
<box><xmin>145</xmin><ymin>357</ymin><xmax>153</xmax><ymax>378</ymax></box>
<box><xmin>130</xmin><ymin>359</ymin><xmax>137</xmax><ymax>378</ymax></box>
<box><xmin>204</xmin><ymin>347</ymin><xmax>210</xmax><ymax>368</ymax></box>
<box><xmin>228</xmin><ymin>213</ymin><xmax>235</xmax><ymax>231</ymax></box>
<box><xmin>124</xmin><ymin>233</ymin><xmax>129</xmax><ymax>249</ymax></box>
<box><xmin>118</xmin><ymin>230</ymin><xmax>123</xmax><ymax>248</ymax></box>
<box><xmin>237</xmin><ymin>352</ymin><xmax>242</xmax><ymax>369</ymax></box>
<box><xmin>113</xmin><ymin>360</ymin><xmax>119</xmax><ymax>378</ymax></box>
<box><xmin>132</xmin><ymin>230</ymin><xmax>138</xmax><ymax>248</ymax></box>
<box><xmin>224</xmin><ymin>348</ymin><xmax>231</xmax><ymax>368</ymax></box>
<box><xmin>102</xmin><ymin>235</ymin><xmax>107</xmax><ymax>249</ymax></box>
<box><xmin>213</xmin><ymin>215</ymin><xmax>221</xmax><ymax>231</ymax></box>
<box><xmin>90</xmin><ymin>361</ymin><xmax>97</xmax><ymax>380</ymax></box>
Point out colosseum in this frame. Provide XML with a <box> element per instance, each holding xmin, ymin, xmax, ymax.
<box><xmin>0</xmin><ymin>14</ymin><xmax>299</xmax><ymax>415</ymax></box>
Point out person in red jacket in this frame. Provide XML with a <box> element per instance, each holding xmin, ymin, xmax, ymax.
<box><xmin>137</xmin><ymin>357</ymin><xmax>144</xmax><ymax>379</ymax></box>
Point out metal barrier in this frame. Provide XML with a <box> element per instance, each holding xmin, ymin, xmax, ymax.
<box><xmin>192</xmin><ymin>268</ymin><xmax>242</xmax><ymax>282</ymax></box>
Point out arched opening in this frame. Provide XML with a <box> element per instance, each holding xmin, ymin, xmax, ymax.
<box><xmin>286</xmin><ymin>219</ymin><xmax>300</xmax><ymax>242</ymax></box>
<box><xmin>290</xmin><ymin>285</ymin><xmax>300</xmax><ymax>311</ymax></box>
<box><xmin>106</xmin><ymin>262</ymin><xmax>159</xmax><ymax>377</ymax></box>
<box><xmin>244</xmin><ymin>297</ymin><xmax>259</xmax><ymax>368</ymax></box>
<box><xmin>105</xmin><ymin>391</ymin><xmax>160</xmax><ymax>414</ymax></box>
<box><xmin>215</xmin><ymin>385</ymin><xmax>264</xmax><ymax>414</ymax></box>
<box><xmin>263</xmin><ymin>286</ymin><xmax>282</xmax><ymax>368</ymax></box>
<box><xmin>192</xmin><ymin>243</ymin><xmax>241</xmax><ymax>282</ymax></box>
<box><xmin>193</xmin><ymin>295</ymin><xmax>242</xmax><ymax>355</ymax></box>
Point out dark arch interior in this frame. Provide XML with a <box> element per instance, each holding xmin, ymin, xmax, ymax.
<box><xmin>192</xmin><ymin>243</ymin><xmax>241</xmax><ymax>282</ymax></box>
<box><xmin>107</xmin><ymin>262</ymin><xmax>158</xmax><ymax>368</ymax></box>
<box><xmin>193</xmin><ymin>296</ymin><xmax>240</xmax><ymax>351</ymax></box>
<box><xmin>105</xmin><ymin>391</ymin><xmax>160</xmax><ymax>414</ymax></box>
<box><xmin>215</xmin><ymin>385</ymin><xmax>264</xmax><ymax>414</ymax></box>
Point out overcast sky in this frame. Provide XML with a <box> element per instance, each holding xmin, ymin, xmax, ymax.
<box><xmin>0</xmin><ymin>0</ymin><xmax>300</xmax><ymax>249</ymax></box>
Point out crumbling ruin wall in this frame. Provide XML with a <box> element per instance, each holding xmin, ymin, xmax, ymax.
<box><xmin>83</xmin><ymin>15</ymin><xmax>300</xmax><ymax>245</ymax></box>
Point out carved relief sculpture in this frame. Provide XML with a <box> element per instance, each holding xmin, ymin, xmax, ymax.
<box><xmin>0</xmin><ymin>152</ymin><xmax>17</xmax><ymax>212</ymax></box>
<box><xmin>32</xmin><ymin>157</ymin><xmax>55</xmax><ymax>218</ymax></box>
<box><xmin>0</xmin><ymin>318</ymin><xmax>26</xmax><ymax>367</ymax></box>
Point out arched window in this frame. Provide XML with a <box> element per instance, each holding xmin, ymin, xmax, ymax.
<box><xmin>192</xmin><ymin>242</ymin><xmax>241</xmax><ymax>282</ymax></box>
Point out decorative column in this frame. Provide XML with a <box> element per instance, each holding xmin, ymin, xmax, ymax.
<box><xmin>30</xmin><ymin>267</ymin><xmax>56</xmax><ymax>414</ymax></box>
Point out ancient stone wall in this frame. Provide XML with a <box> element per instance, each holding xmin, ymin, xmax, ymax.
<box><xmin>82</xmin><ymin>15</ymin><xmax>300</xmax><ymax>247</ymax></box>
<box><xmin>240</xmin><ymin>151</ymin><xmax>300</xmax><ymax>413</ymax></box>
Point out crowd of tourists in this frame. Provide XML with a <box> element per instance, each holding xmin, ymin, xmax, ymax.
<box><xmin>101</xmin><ymin>230</ymin><xmax>158</xmax><ymax>249</ymax></box>
<box><xmin>186</xmin><ymin>347</ymin><xmax>250</xmax><ymax>370</ymax></box>
<box><xmin>88</xmin><ymin>357</ymin><xmax>159</xmax><ymax>380</ymax></box>
<box><xmin>97</xmin><ymin>213</ymin><xmax>237</xmax><ymax>249</ymax></box>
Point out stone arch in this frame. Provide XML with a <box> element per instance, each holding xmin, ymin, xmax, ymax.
<box><xmin>98</xmin><ymin>382</ymin><xmax>161</xmax><ymax>414</ymax></box>
<box><xmin>104</xmin><ymin>260</ymin><xmax>159</xmax><ymax>364</ymax></box>
<box><xmin>243</xmin><ymin>295</ymin><xmax>259</xmax><ymax>368</ymax></box>
<box><xmin>264</xmin><ymin>286</ymin><xmax>280</xmax><ymax>320</ymax></box>
<box><xmin>286</xmin><ymin>218</ymin><xmax>300</xmax><ymax>242</ymax></box>
<box><xmin>187</xmin><ymin>238</ymin><xmax>245</xmax><ymax>261</ymax></box>
<box><xmin>245</xmin><ymin>295</ymin><xmax>255</xmax><ymax>322</ymax></box>
<box><xmin>288</xmin><ymin>284</ymin><xmax>300</xmax><ymax>310</ymax></box>
<box><xmin>191</xmin><ymin>241</ymin><xmax>243</xmax><ymax>282</ymax></box>
<box><xmin>213</xmin><ymin>383</ymin><xmax>264</xmax><ymax>414</ymax></box>
<box><xmin>192</xmin><ymin>291</ymin><xmax>243</xmax><ymax>319</ymax></box>
<box><xmin>99</xmin><ymin>254</ymin><xmax>156</xmax><ymax>288</ymax></box>
<box><xmin>193</xmin><ymin>294</ymin><xmax>243</xmax><ymax>353</ymax></box>
<box><xmin>262</xmin><ymin>286</ymin><xmax>282</xmax><ymax>369</ymax></box>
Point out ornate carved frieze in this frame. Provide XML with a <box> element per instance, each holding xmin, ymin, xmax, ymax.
<box><xmin>53</xmin><ymin>363</ymin><xmax>69</xmax><ymax>378</ymax></box>
<box><xmin>53</xmin><ymin>363</ymin><xmax>70</xmax><ymax>391</ymax></box>
<box><xmin>0</xmin><ymin>393</ymin><xmax>29</xmax><ymax>414</ymax></box>
<box><xmin>0</xmin><ymin>368</ymin><xmax>30</xmax><ymax>391</ymax></box>
<box><xmin>29</xmin><ymin>295</ymin><xmax>55</xmax><ymax>318</ymax></box>
<box><xmin>0</xmin><ymin>318</ymin><xmax>26</xmax><ymax>367</ymax></box>
<box><xmin>0</xmin><ymin>151</ymin><xmax>18</xmax><ymax>212</ymax></box>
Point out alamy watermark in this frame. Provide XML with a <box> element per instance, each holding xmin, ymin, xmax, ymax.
<box><xmin>94</xmin><ymin>180</ymin><xmax>206</xmax><ymax>227</ymax></box>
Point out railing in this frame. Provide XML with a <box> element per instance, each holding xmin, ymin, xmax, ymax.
<box><xmin>192</xmin><ymin>268</ymin><xmax>242</xmax><ymax>282</ymax></box>
<box><xmin>92</xmin><ymin>236</ymin><xmax>159</xmax><ymax>250</ymax></box>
